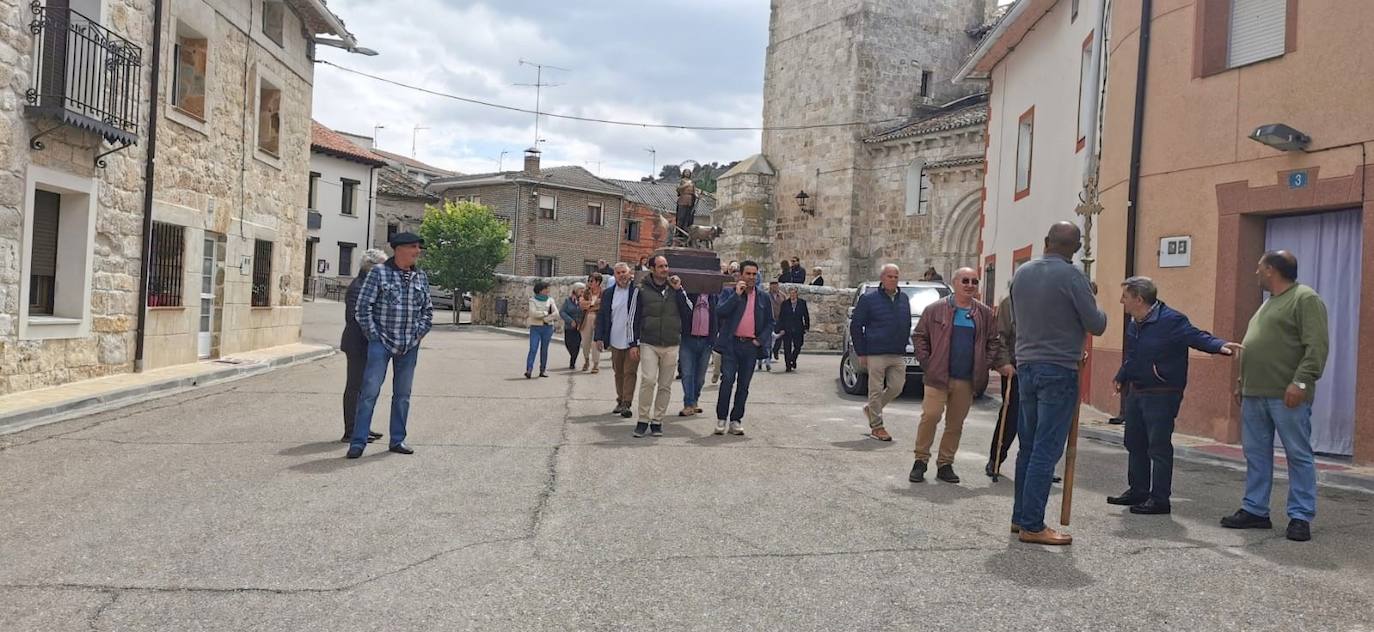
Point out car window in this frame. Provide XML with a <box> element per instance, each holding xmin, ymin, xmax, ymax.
<box><xmin>859</xmin><ymin>286</ymin><xmax>948</xmax><ymax>316</ymax></box>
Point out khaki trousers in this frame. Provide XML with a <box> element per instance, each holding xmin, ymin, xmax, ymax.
<box><xmin>637</xmin><ymin>344</ymin><xmax>679</xmax><ymax>422</ymax></box>
<box><xmin>914</xmin><ymin>380</ymin><xmax>974</xmax><ymax>466</ymax></box>
<box><xmin>610</xmin><ymin>347</ymin><xmax>639</xmax><ymax>407</ymax></box>
<box><xmin>864</xmin><ymin>355</ymin><xmax>907</xmax><ymax>428</ymax></box>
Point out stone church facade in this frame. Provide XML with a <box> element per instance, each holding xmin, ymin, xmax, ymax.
<box><xmin>715</xmin><ymin>0</ymin><xmax>992</xmax><ymax>287</ymax></box>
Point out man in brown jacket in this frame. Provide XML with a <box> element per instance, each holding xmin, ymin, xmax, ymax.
<box><xmin>910</xmin><ymin>267</ymin><xmax>1009</xmax><ymax>484</ymax></box>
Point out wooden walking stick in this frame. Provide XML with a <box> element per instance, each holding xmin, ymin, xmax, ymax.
<box><xmin>1060</xmin><ymin>356</ymin><xmax>1088</xmax><ymax>527</ymax></box>
<box><xmin>991</xmin><ymin>373</ymin><xmax>1015</xmax><ymax>482</ymax></box>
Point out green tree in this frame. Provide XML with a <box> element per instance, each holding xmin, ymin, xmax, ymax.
<box><xmin>419</xmin><ymin>200</ymin><xmax>511</xmax><ymax>324</ymax></box>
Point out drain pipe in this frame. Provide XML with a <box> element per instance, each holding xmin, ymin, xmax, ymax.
<box><xmin>1124</xmin><ymin>0</ymin><xmax>1153</xmax><ymax>283</ymax></box>
<box><xmin>133</xmin><ymin>0</ymin><xmax>166</xmax><ymax>372</ymax></box>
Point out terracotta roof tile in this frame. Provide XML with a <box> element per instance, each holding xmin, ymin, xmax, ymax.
<box><xmin>311</xmin><ymin>120</ymin><xmax>386</xmax><ymax>166</ymax></box>
<box><xmin>863</xmin><ymin>95</ymin><xmax>989</xmax><ymax>144</ymax></box>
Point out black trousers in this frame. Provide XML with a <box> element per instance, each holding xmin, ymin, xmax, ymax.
<box><xmin>771</xmin><ymin>333</ymin><xmax>785</xmax><ymax>358</ymax></box>
<box><xmin>342</xmin><ymin>347</ymin><xmax>367</xmax><ymax>439</ymax></box>
<box><xmin>564</xmin><ymin>329</ymin><xmax>582</xmax><ymax>368</ymax></box>
<box><xmin>783</xmin><ymin>330</ymin><xmax>804</xmax><ymax>368</ymax></box>
<box><xmin>1124</xmin><ymin>391</ymin><xmax>1183</xmax><ymax>504</ymax></box>
<box><xmin>988</xmin><ymin>374</ymin><xmax>1020</xmax><ymax>468</ymax></box>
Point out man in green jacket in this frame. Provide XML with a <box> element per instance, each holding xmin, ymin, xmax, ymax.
<box><xmin>1221</xmin><ymin>250</ymin><xmax>1328</xmax><ymax>542</ymax></box>
<box><xmin>631</xmin><ymin>255</ymin><xmax>691</xmax><ymax>438</ymax></box>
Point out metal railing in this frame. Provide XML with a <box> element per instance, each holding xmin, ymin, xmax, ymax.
<box><xmin>25</xmin><ymin>1</ymin><xmax>143</xmax><ymax>144</ymax></box>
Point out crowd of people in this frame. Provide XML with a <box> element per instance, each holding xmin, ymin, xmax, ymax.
<box><xmin>340</xmin><ymin>223</ymin><xmax>1330</xmax><ymax>545</ymax></box>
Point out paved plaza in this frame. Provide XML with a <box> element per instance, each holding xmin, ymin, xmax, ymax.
<box><xmin>2</xmin><ymin>319</ymin><xmax>1372</xmax><ymax>631</ymax></box>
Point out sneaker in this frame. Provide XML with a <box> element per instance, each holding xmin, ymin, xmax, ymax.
<box><xmin>650</xmin><ymin>423</ymin><xmax>663</xmax><ymax>437</ymax></box>
<box><xmin>1220</xmin><ymin>509</ymin><xmax>1273</xmax><ymax>530</ymax></box>
<box><xmin>621</xmin><ymin>408</ymin><xmax>633</xmax><ymax>419</ymax></box>
<box><xmin>908</xmin><ymin>460</ymin><xmax>927</xmax><ymax>483</ymax></box>
<box><xmin>1286</xmin><ymin>519</ymin><xmax>1311</xmax><ymax>542</ymax></box>
<box><xmin>633</xmin><ymin>422</ymin><xmax>649</xmax><ymax>438</ymax></box>
<box><xmin>714</xmin><ymin>420</ymin><xmax>727</xmax><ymax>435</ymax></box>
<box><xmin>728</xmin><ymin>421</ymin><xmax>744</xmax><ymax>435</ymax></box>
<box><xmin>870</xmin><ymin>427</ymin><xmax>893</xmax><ymax>442</ymax></box>
<box><xmin>612</xmin><ymin>404</ymin><xmax>625</xmax><ymax>416</ymax></box>
<box><xmin>936</xmin><ymin>464</ymin><xmax>960</xmax><ymax>484</ymax></box>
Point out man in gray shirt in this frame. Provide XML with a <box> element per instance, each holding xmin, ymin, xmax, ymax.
<box><xmin>1008</xmin><ymin>222</ymin><xmax>1108</xmax><ymax>546</ymax></box>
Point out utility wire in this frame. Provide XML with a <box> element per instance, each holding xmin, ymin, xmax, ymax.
<box><xmin>319</xmin><ymin>60</ymin><xmax>907</xmax><ymax>132</ymax></box>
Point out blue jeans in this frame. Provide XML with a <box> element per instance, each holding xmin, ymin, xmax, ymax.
<box><xmin>717</xmin><ymin>338</ymin><xmax>760</xmax><ymax>422</ymax></box>
<box><xmin>526</xmin><ymin>325</ymin><xmax>553</xmax><ymax>373</ymax></box>
<box><xmin>1124</xmin><ymin>391</ymin><xmax>1183</xmax><ymax>504</ymax></box>
<box><xmin>350</xmin><ymin>340</ymin><xmax>419</xmax><ymax>449</ymax></box>
<box><xmin>680</xmin><ymin>335</ymin><xmax>712</xmax><ymax>407</ymax></box>
<box><xmin>1012</xmin><ymin>362</ymin><xmax>1078</xmax><ymax>533</ymax></box>
<box><xmin>1241</xmin><ymin>397</ymin><xmax>1317</xmax><ymax>521</ymax></box>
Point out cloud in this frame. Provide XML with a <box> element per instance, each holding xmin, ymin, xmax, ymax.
<box><xmin>312</xmin><ymin>0</ymin><xmax>769</xmax><ymax>180</ymax></box>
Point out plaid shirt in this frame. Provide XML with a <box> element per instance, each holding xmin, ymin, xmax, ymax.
<box><xmin>354</xmin><ymin>259</ymin><xmax>433</xmax><ymax>356</ymax></box>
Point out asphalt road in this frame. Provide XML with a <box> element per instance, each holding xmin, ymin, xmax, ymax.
<box><xmin>1</xmin><ymin>325</ymin><xmax>1371</xmax><ymax>631</ymax></box>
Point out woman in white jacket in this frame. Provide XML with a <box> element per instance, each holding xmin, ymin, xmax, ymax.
<box><xmin>525</xmin><ymin>280</ymin><xmax>560</xmax><ymax>378</ymax></box>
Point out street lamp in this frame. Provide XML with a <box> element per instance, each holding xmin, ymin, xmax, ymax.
<box><xmin>315</xmin><ymin>37</ymin><xmax>378</xmax><ymax>56</ymax></box>
<box><xmin>1249</xmin><ymin>123</ymin><xmax>1310</xmax><ymax>152</ymax></box>
<box><xmin>795</xmin><ymin>190</ymin><xmax>812</xmax><ymax>216</ymax></box>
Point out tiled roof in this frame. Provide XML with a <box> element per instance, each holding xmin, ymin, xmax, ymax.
<box><xmin>376</xmin><ymin>165</ymin><xmax>438</xmax><ymax>201</ymax></box>
<box><xmin>433</xmin><ymin>165</ymin><xmax>625</xmax><ymax>197</ymax></box>
<box><xmin>288</xmin><ymin>0</ymin><xmax>357</xmax><ymax>46</ymax></box>
<box><xmin>925</xmin><ymin>155</ymin><xmax>985</xmax><ymax>169</ymax></box>
<box><xmin>311</xmin><ymin>120</ymin><xmax>386</xmax><ymax>166</ymax></box>
<box><xmin>606</xmin><ymin>179</ymin><xmax>717</xmax><ymax>218</ymax></box>
<box><xmin>371</xmin><ymin>148</ymin><xmax>459</xmax><ymax>177</ymax></box>
<box><xmin>863</xmin><ymin>95</ymin><xmax>989</xmax><ymax>143</ymax></box>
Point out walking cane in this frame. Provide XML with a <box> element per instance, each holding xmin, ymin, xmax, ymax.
<box><xmin>1060</xmin><ymin>358</ymin><xmax>1087</xmax><ymax>527</ymax></box>
<box><xmin>991</xmin><ymin>373</ymin><xmax>1015</xmax><ymax>482</ymax></box>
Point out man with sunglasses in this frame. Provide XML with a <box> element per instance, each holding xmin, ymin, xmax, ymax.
<box><xmin>910</xmin><ymin>268</ymin><xmax>1007</xmax><ymax>483</ymax></box>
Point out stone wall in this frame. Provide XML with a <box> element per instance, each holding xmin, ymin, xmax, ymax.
<box><xmin>374</xmin><ymin>194</ymin><xmax>429</xmax><ymax>251</ymax></box>
<box><xmin>473</xmin><ymin>273</ymin><xmax>857</xmax><ymax>352</ymax></box>
<box><xmin>714</xmin><ymin>168</ymin><xmax>775</xmax><ymax>269</ymax></box>
<box><xmin>0</xmin><ymin>0</ymin><xmax>155</xmax><ymax>395</ymax></box>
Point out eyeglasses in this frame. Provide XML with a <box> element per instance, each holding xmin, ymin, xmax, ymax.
<box><xmin>959</xmin><ymin>278</ymin><xmax>981</xmax><ymax>286</ymax></box>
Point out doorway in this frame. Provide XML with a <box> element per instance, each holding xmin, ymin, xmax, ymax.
<box><xmin>198</xmin><ymin>237</ymin><xmax>221</xmax><ymax>359</ymax></box>
<box><xmin>1264</xmin><ymin>208</ymin><xmax>1361</xmax><ymax>456</ymax></box>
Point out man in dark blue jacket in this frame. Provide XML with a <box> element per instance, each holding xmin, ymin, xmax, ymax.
<box><xmin>1110</xmin><ymin>276</ymin><xmax>1240</xmax><ymax>514</ymax></box>
<box><xmin>850</xmin><ymin>263</ymin><xmax>912</xmax><ymax>441</ymax></box>
<box><xmin>714</xmin><ymin>261</ymin><xmax>773</xmax><ymax>436</ymax></box>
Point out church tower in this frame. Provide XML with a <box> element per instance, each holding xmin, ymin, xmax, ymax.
<box><xmin>760</xmin><ymin>0</ymin><xmax>990</xmax><ymax>285</ymax></box>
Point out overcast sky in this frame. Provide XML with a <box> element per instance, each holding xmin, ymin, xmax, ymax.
<box><xmin>311</xmin><ymin>1</ymin><xmax>770</xmax><ymax>180</ymax></box>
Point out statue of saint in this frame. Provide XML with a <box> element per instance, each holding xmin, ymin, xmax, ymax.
<box><xmin>675</xmin><ymin>171</ymin><xmax>698</xmax><ymax>243</ymax></box>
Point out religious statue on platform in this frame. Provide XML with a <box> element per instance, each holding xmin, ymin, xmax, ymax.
<box><xmin>674</xmin><ymin>160</ymin><xmax>701</xmax><ymax>245</ymax></box>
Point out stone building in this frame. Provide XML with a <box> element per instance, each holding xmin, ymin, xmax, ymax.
<box><xmin>715</xmin><ymin>0</ymin><xmax>993</xmax><ymax>288</ymax></box>
<box><xmin>607</xmin><ymin>178</ymin><xmax>716</xmax><ymax>266</ymax></box>
<box><xmin>2</xmin><ymin>0</ymin><xmax>360</xmax><ymax>396</ymax></box>
<box><xmin>306</xmin><ymin>121</ymin><xmax>383</xmax><ymax>293</ymax></box>
<box><xmin>373</xmin><ymin>164</ymin><xmax>439</xmax><ymax>252</ymax></box>
<box><xmin>429</xmin><ymin>148</ymin><xmax>625</xmax><ymax>277</ymax></box>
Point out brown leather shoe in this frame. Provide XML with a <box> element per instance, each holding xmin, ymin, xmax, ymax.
<box><xmin>870</xmin><ymin>427</ymin><xmax>893</xmax><ymax>442</ymax></box>
<box><xmin>1018</xmin><ymin>527</ymin><xmax>1072</xmax><ymax>545</ymax></box>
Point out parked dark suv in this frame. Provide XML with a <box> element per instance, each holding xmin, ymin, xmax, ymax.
<box><xmin>839</xmin><ymin>281</ymin><xmax>950</xmax><ymax>395</ymax></box>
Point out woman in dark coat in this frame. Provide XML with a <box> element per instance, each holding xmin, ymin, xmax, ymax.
<box><xmin>560</xmin><ymin>283</ymin><xmax>587</xmax><ymax>370</ymax></box>
<box><xmin>340</xmin><ymin>249</ymin><xmax>389</xmax><ymax>443</ymax></box>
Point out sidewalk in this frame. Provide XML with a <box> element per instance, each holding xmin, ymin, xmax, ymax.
<box><xmin>0</xmin><ymin>343</ymin><xmax>334</xmax><ymax>435</ymax></box>
<box><xmin>1075</xmin><ymin>403</ymin><xmax>1374</xmax><ymax>495</ymax></box>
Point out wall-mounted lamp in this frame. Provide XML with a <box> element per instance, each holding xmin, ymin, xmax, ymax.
<box><xmin>796</xmin><ymin>190</ymin><xmax>812</xmax><ymax>216</ymax></box>
<box><xmin>1249</xmin><ymin>123</ymin><xmax>1310</xmax><ymax>152</ymax></box>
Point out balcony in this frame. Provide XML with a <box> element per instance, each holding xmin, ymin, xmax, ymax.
<box><xmin>24</xmin><ymin>1</ymin><xmax>143</xmax><ymax>165</ymax></box>
<box><xmin>307</xmin><ymin>210</ymin><xmax>322</xmax><ymax>230</ymax></box>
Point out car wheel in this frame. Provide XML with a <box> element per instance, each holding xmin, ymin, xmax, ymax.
<box><xmin>840</xmin><ymin>349</ymin><xmax>868</xmax><ymax>396</ymax></box>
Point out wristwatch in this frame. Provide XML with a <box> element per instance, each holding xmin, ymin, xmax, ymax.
<box><xmin>1294</xmin><ymin>382</ymin><xmax>1308</xmax><ymax>391</ymax></box>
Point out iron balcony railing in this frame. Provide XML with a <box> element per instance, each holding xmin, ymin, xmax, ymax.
<box><xmin>25</xmin><ymin>1</ymin><xmax>143</xmax><ymax>146</ymax></box>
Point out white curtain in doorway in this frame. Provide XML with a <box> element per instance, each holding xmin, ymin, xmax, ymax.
<box><xmin>1264</xmin><ymin>208</ymin><xmax>1361</xmax><ymax>456</ymax></box>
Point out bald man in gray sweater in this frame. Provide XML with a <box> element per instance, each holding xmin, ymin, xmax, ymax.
<box><xmin>1008</xmin><ymin>222</ymin><xmax>1108</xmax><ymax>546</ymax></box>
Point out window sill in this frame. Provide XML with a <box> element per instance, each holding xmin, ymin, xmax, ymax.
<box><xmin>28</xmin><ymin>315</ymin><xmax>83</xmax><ymax>326</ymax></box>
<box><xmin>254</xmin><ymin>149</ymin><xmax>283</xmax><ymax>171</ymax></box>
<box><xmin>147</xmin><ymin>306</ymin><xmax>187</xmax><ymax>311</ymax></box>
<box><xmin>250</xmin><ymin>305</ymin><xmax>274</xmax><ymax>310</ymax></box>
<box><xmin>339</xmin><ymin>213</ymin><xmax>358</xmax><ymax>218</ymax></box>
<box><xmin>166</xmin><ymin>106</ymin><xmax>209</xmax><ymax>137</ymax></box>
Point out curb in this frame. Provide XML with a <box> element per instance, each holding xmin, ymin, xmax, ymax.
<box><xmin>1078</xmin><ymin>423</ymin><xmax>1374</xmax><ymax>496</ymax></box>
<box><xmin>0</xmin><ymin>346</ymin><xmax>335</xmax><ymax>437</ymax></box>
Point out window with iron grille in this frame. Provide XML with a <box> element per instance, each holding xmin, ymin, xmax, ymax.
<box><xmin>251</xmin><ymin>240</ymin><xmax>273</xmax><ymax>307</ymax></box>
<box><xmin>340</xmin><ymin>178</ymin><xmax>358</xmax><ymax>215</ymax></box>
<box><xmin>148</xmin><ymin>222</ymin><xmax>185</xmax><ymax>306</ymax></box>
<box><xmin>623</xmin><ymin>219</ymin><xmax>641</xmax><ymax>242</ymax></box>
<box><xmin>587</xmin><ymin>202</ymin><xmax>604</xmax><ymax>226</ymax></box>
<box><xmin>536</xmin><ymin>256</ymin><xmax>556</xmax><ymax>277</ymax></box>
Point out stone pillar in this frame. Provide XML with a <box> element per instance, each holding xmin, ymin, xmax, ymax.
<box><xmin>713</xmin><ymin>155</ymin><xmax>776</xmax><ymax>268</ymax></box>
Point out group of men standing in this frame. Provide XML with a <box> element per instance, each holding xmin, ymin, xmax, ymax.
<box><xmin>851</xmin><ymin>221</ymin><xmax>1329</xmax><ymax>545</ymax></box>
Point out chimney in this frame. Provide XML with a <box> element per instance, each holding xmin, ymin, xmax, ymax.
<box><xmin>523</xmin><ymin>147</ymin><xmax>541</xmax><ymax>176</ymax></box>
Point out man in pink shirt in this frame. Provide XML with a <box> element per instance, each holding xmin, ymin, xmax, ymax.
<box><xmin>714</xmin><ymin>261</ymin><xmax>774</xmax><ymax>436</ymax></box>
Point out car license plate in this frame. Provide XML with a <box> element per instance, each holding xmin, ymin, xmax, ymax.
<box><xmin>902</xmin><ymin>357</ymin><xmax>916</xmax><ymax>366</ymax></box>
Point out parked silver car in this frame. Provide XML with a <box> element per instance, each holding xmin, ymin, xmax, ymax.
<box><xmin>839</xmin><ymin>281</ymin><xmax>950</xmax><ymax>396</ymax></box>
<box><xmin>429</xmin><ymin>288</ymin><xmax>472</xmax><ymax>311</ymax></box>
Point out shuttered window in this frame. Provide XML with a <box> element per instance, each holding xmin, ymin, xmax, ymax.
<box><xmin>1014</xmin><ymin>107</ymin><xmax>1034</xmax><ymax>200</ymax></box>
<box><xmin>1228</xmin><ymin>0</ymin><xmax>1286</xmax><ymax>68</ymax></box>
<box><xmin>28</xmin><ymin>190</ymin><xmax>60</xmax><ymax>315</ymax></box>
